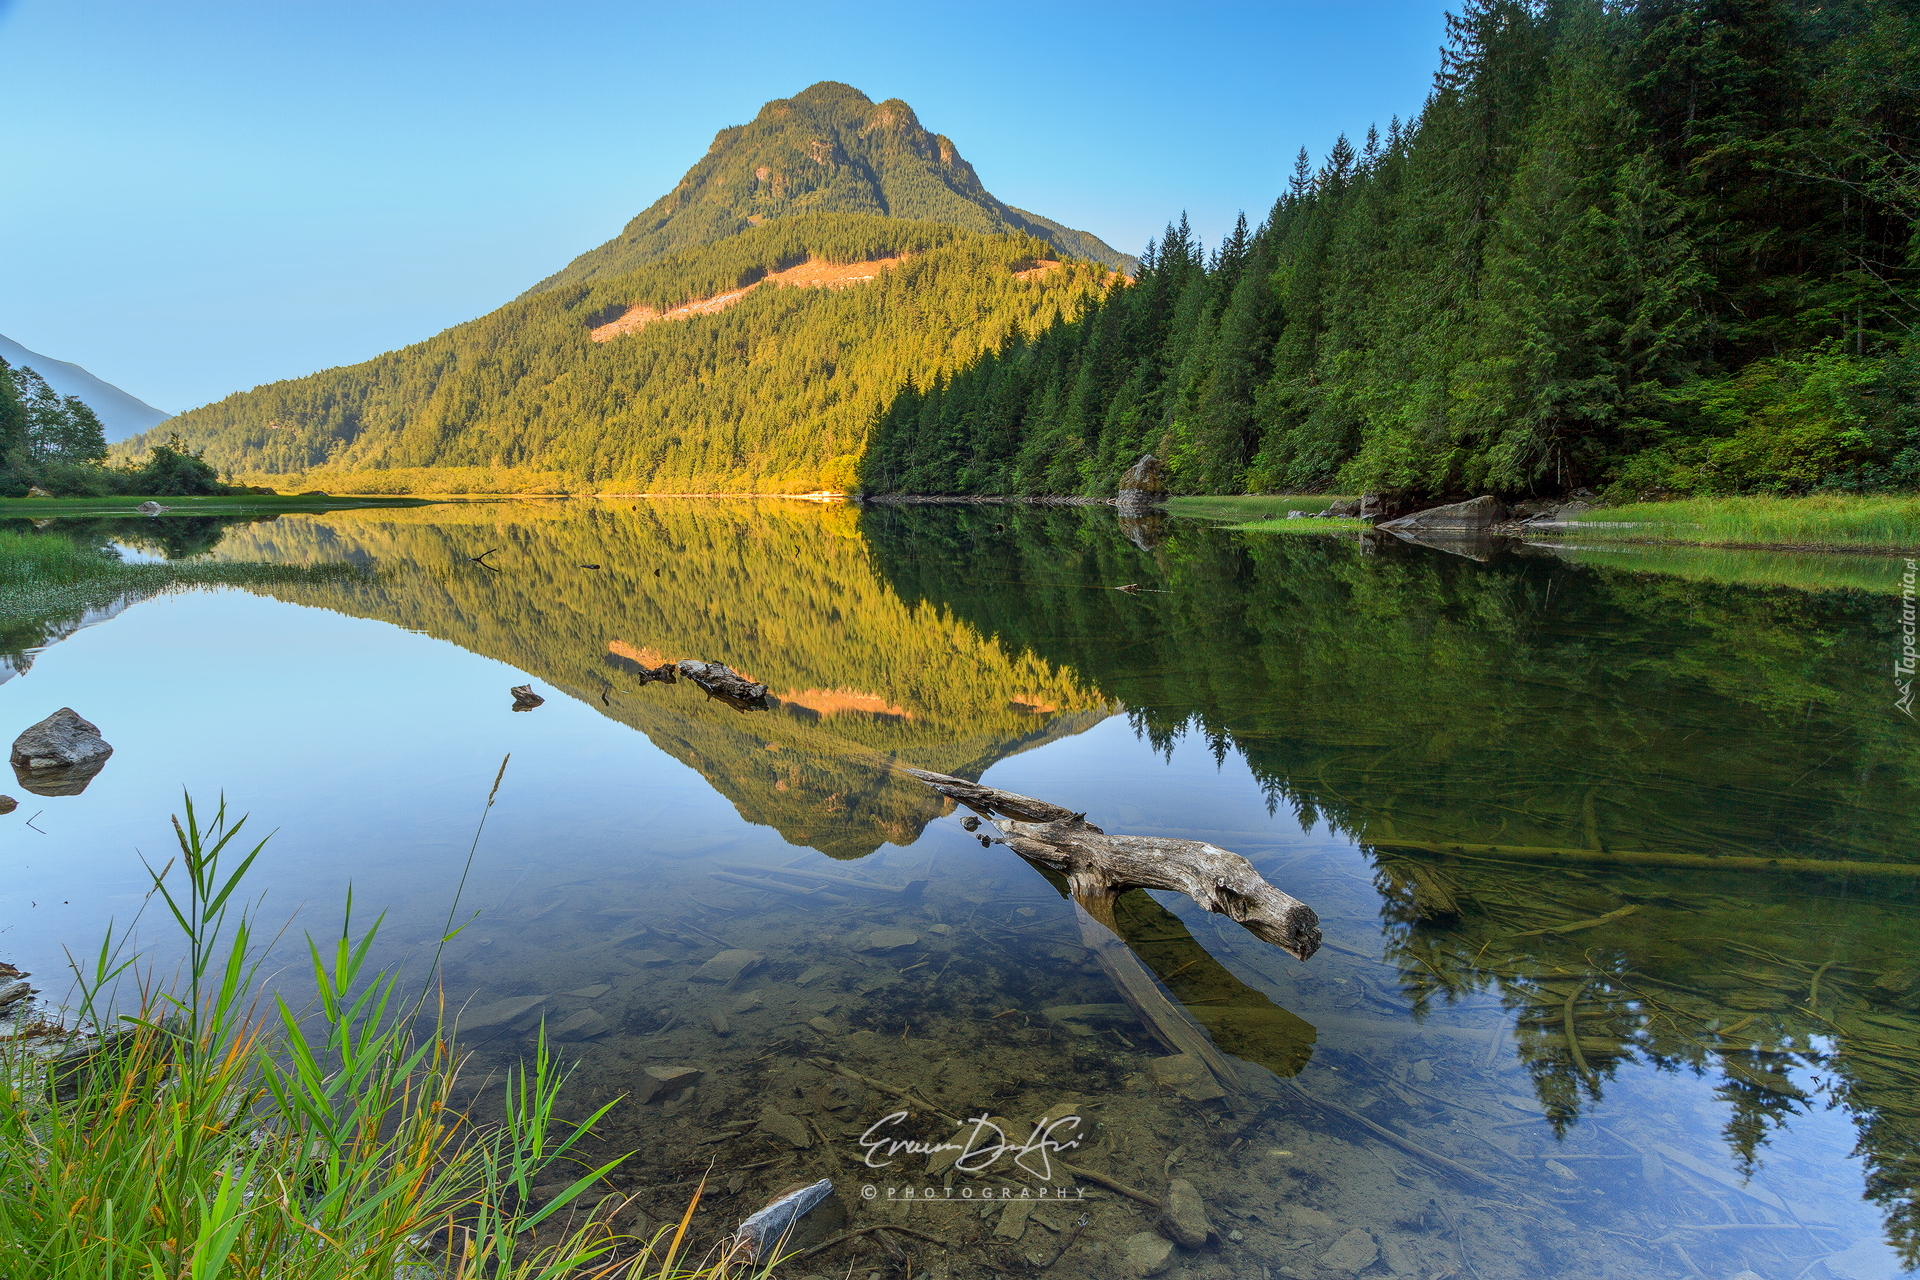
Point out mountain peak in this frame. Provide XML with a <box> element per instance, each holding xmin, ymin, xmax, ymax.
<box><xmin>521</xmin><ymin>84</ymin><xmax>1131</xmax><ymax>296</ymax></box>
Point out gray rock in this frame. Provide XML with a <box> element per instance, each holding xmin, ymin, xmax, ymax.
<box><xmin>1286</xmin><ymin>1205</ymin><xmax>1336</xmax><ymax>1233</ymax></box>
<box><xmin>1378</xmin><ymin>1233</ymin><xmax>1420</xmax><ymax>1275</ymax></box>
<box><xmin>691</xmin><ymin>949</ymin><xmax>763</xmax><ymax>982</ymax></box>
<box><xmin>562</xmin><ymin>983</ymin><xmax>611</xmax><ymax>998</ymax></box>
<box><xmin>12</xmin><ymin>708</ymin><xmax>113</xmax><ymax>769</ymax></box>
<box><xmin>755</xmin><ymin>1108</ymin><xmax>813</xmax><ymax>1148</ymax></box>
<box><xmin>1376</xmin><ymin>495</ymin><xmax>1506</xmax><ymax>531</ymax></box>
<box><xmin>1123</xmin><ymin>1231</ymin><xmax>1177</xmax><ymax>1276</ymax></box>
<box><xmin>0</xmin><ymin>795</ymin><xmax>15</xmax><ymax>814</ymax></box>
<box><xmin>0</xmin><ymin>980</ymin><xmax>34</xmax><ymax>1009</ymax></box>
<box><xmin>1117</xmin><ymin>454</ymin><xmax>1170</xmax><ymax>514</ymax></box>
<box><xmin>1161</xmin><ymin>1177</ymin><xmax>1214</xmax><ymax>1247</ymax></box>
<box><xmin>458</xmin><ymin>993</ymin><xmax>548</xmax><ymax>1031</ymax></box>
<box><xmin>1324</xmin><ymin>498</ymin><xmax>1362</xmax><ymax>517</ymax></box>
<box><xmin>1319</xmin><ymin>1228</ymin><xmax>1380</xmax><ymax>1274</ymax></box>
<box><xmin>548</xmin><ymin>1009</ymin><xmax>610</xmax><ymax>1041</ymax></box>
<box><xmin>994</xmin><ymin>1198</ymin><xmax>1035</xmax><ymax>1240</ymax></box>
<box><xmin>135</xmin><ymin>500</ymin><xmax>170</xmax><ymax>514</ymax></box>
<box><xmin>636</xmin><ymin>1065</ymin><xmax>703</xmax><ymax>1104</ymax></box>
<box><xmin>709</xmin><ymin>1011</ymin><xmax>732</xmax><ymax>1035</ymax></box>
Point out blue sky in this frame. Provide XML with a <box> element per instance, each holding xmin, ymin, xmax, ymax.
<box><xmin>1</xmin><ymin>1</ymin><xmax>1453</xmax><ymax>413</ymax></box>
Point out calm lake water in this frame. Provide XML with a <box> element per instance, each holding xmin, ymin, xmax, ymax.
<box><xmin>2</xmin><ymin>500</ymin><xmax>1917</xmax><ymax>1280</ymax></box>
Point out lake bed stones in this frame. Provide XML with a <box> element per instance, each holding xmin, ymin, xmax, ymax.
<box><xmin>458</xmin><ymin>993</ymin><xmax>548</xmax><ymax>1031</ymax></box>
<box><xmin>1161</xmin><ymin>1177</ymin><xmax>1215</xmax><ymax>1247</ymax></box>
<box><xmin>548</xmin><ymin>1009</ymin><xmax>610</xmax><ymax>1041</ymax></box>
<box><xmin>636</xmin><ymin>1065</ymin><xmax>703</xmax><ymax>1104</ymax></box>
<box><xmin>1123</xmin><ymin>1231</ymin><xmax>1177</xmax><ymax>1276</ymax></box>
<box><xmin>1320</xmin><ymin>1228</ymin><xmax>1380</xmax><ymax>1274</ymax></box>
<box><xmin>692</xmin><ymin>949</ymin><xmax>763</xmax><ymax>982</ymax></box>
<box><xmin>755</xmin><ymin>1107</ymin><xmax>813</xmax><ymax>1148</ymax></box>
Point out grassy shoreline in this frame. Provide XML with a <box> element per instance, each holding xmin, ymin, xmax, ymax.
<box><xmin>0</xmin><ymin>493</ymin><xmax>442</xmax><ymax>518</ymax></box>
<box><xmin>1169</xmin><ymin>492</ymin><xmax>1920</xmax><ymax>553</ymax></box>
<box><xmin>0</xmin><ymin>800</ymin><xmax>767</xmax><ymax>1279</ymax></box>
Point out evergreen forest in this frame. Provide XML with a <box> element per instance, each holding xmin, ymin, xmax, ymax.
<box><xmin>134</xmin><ymin>217</ymin><xmax>1114</xmax><ymax>493</ymax></box>
<box><xmin>862</xmin><ymin>0</ymin><xmax>1920</xmax><ymax>500</ymax></box>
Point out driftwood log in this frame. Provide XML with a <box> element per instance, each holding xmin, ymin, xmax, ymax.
<box><xmin>903</xmin><ymin>769</ymin><xmax>1319</xmax><ymax>960</ymax></box>
<box><xmin>905</xmin><ymin>768</ymin><xmax>1321</xmax><ymax>1097</ymax></box>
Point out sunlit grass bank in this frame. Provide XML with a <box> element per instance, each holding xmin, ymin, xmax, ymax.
<box><xmin>1548</xmin><ymin>493</ymin><xmax>1920</xmax><ymax>550</ymax></box>
<box><xmin>0</xmin><ymin>493</ymin><xmax>436</xmax><ymax>517</ymax></box>
<box><xmin>0</xmin><ymin>800</ymin><xmax>773</xmax><ymax>1280</ymax></box>
<box><xmin>1167</xmin><ymin>494</ymin><xmax>1357</xmax><ymax>524</ymax></box>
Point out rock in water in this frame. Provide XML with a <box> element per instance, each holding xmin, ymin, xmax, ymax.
<box><xmin>1116</xmin><ymin>454</ymin><xmax>1170</xmax><ymax>514</ymax></box>
<box><xmin>1123</xmin><ymin>1231</ymin><xmax>1176</xmax><ymax>1276</ymax></box>
<box><xmin>548</xmin><ymin>1009</ymin><xmax>610</xmax><ymax>1041</ymax></box>
<box><xmin>755</xmin><ymin>1108</ymin><xmax>813</xmax><ymax>1148</ymax></box>
<box><xmin>12</xmin><ymin>708</ymin><xmax>113</xmax><ymax>770</ymax></box>
<box><xmin>11</xmin><ymin>708</ymin><xmax>114</xmax><ymax>796</ymax></box>
<box><xmin>135</xmin><ymin>500</ymin><xmax>170</xmax><ymax>514</ymax></box>
<box><xmin>692</xmin><ymin>949</ymin><xmax>763</xmax><ymax>982</ymax></box>
<box><xmin>1161</xmin><ymin>1177</ymin><xmax>1214</xmax><ymax>1247</ymax></box>
<box><xmin>458</xmin><ymin>994</ymin><xmax>549</xmax><ymax>1030</ymax></box>
<box><xmin>1320</xmin><ymin>1228</ymin><xmax>1380</xmax><ymax>1274</ymax></box>
<box><xmin>0</xmin><ymin>796</ymin><xmax>16</xmax><ymax>814</ymax></box>
<box><xmin>636</xmin><ymin>1065</ymin><xmax>703</xmax><ymax>1103</ymax></box>
<box><xmin>509</xmin><ymin>684</ymin><xmax>545</xmax><ymax>710</ymax></box>
<box><xmin>1375</xmin><ymin>495</ymin><xmax>1506</xmax><ymax>532</ymax></box>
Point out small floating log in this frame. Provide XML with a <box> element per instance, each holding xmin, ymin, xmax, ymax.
<box><xmin>677</xmin><ymin>659</ymin><xmax>768</xmax><ymax>705</ymax></box>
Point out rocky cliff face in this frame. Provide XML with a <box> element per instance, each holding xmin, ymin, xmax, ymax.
<box><xmin>521</xmin><ymin>81</ymin><xmax>1133</xmax><ymax>295</ymax></box>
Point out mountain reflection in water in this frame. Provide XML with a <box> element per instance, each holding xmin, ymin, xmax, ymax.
<box><xmin>214</xmin><ymin>501</ymin><xmax>1112</xmax><ymax>858</ymax></box>
<box><xmin>8</xmin><ymin>498</ymin><xmax>1912</xmax><ymax>1279</ymax></box>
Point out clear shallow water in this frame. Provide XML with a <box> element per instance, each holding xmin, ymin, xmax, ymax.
<box><xmin>1</xmin><ymin>501</ymin><xmax>1916</xmax><ymax>1280</ymax></box>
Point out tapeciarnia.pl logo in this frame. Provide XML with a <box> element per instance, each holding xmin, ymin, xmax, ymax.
<box><xmin>1898</xmin><ymin>558</ymin><xmax>1917</xmax><ymax>720</ymax></box>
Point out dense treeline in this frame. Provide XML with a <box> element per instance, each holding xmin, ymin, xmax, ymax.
<box><xmin>0</xmin><ymin>358</ymin><xmax>227</xmax><ymax>497</ymax></box>
<box><xmin>861</xmin><ymin>0</ymin><xmax>1920</xmax><ymax>500</ymax></box>
<box><xmin>132</xmin><ymin>216</ymin><xmax>1112</xmax><ymax>493</ymax></box>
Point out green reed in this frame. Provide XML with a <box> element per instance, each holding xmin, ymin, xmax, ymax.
<box><xmin>0</xmin><ymin>797</ymin><xmax>779</xmax><ymax>1280</ymax></box>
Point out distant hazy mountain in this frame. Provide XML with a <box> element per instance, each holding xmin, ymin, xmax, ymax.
<box><xmin>521</xmin><ymin>80</ymin><xmax>1135</xmax><ymax>296</ymax></box>
<box><xmin>0</xmin><ymin>333</ymin><xmax>171</xmax><ymax>442</ymax></box>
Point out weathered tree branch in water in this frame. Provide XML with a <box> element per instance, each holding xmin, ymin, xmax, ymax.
<box><xmin>903</xmin><ymin>768</ymin><xmax>1321</xmax><ymax>961</ymax></box>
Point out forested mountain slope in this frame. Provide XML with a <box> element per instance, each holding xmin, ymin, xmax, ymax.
<box><xmin>131</xmin><ymin>216</ymin><xmax>1114</xmax><ymax>492</ymax></box>
<box><xmin>523</xmin><ymin>81</ymin><xmax>1133</xmax><ymax>293</ymax></box>
<box><xmin>863</xmin><ymin>0</ymin><xmax>1920</xmax><ymax>501</ymax></box>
